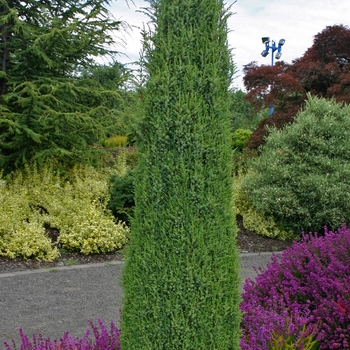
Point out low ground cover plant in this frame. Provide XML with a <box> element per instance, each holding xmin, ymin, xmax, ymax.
<box><xmin>0</xmin><ymin>162</ymin><xmax>128</xmax><ymax>261</ymax></box>
<box><xmin>240</xmin><ymin>224</ymin><xmax>350</xmax><ymax>349</ymax></box>
<box><xmin>3</xmin><ymin>319</ymin><xmax>120</xmax><ymax>350</ymax></box>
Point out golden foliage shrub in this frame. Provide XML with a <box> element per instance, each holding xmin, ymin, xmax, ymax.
<box><xmin>0</xmin><ymin>163</ymin><xmax>128</xmax><ymax>261</ymax></box>
<box><xmin>102</xmin><ymin>135</ymin><xmax>128</xmax><ymax>148</ymax></box>
<box><xmin>57</xmin><ymin>200</ymin><xmax>128</xmax><ymax>255</ymax></box>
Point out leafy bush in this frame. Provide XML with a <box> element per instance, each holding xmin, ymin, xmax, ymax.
<box><xmin>55</xmin><ymin>200</ymin><xmax>128</xmax><ymax>255</ymax></box>
<box><xmin>0</xmin><ymin>163</ymin><xmax>128</xmax><ymax>260</ymax></box>
<box><xmin>233</xmin><ymin>170</ymin><xmax>295</xmax><ymax>240</ymax></box>
<box><xmin>108</xmin><ymin>169</ymin><xmax>135</xmax><ymax>225</ymax></box>
<box><xmin>123</xmin><ymin>146</ymin><xmax>138</xmax><ymax>169</ymax></box>
<box><xmin>241</xmin><ymin>95</ymin><xmax>350</xmax><ymax>234</ymax></box>
<box><xmin>0</xmin><ymin>166</ymin><xmax>59</xmax><ymax>261</ymax></box>
<box><xmin>3</xmin><ymin>318</ymin><xmax>120</xmax><ymax>350</ymax></box>
<box><xmin>240</xmin><ymin>224</ymin><xmax>350</xmax><ymax>349</ymax></box>
<box><xmin>231</xmin><ymin>128</ymin><xmax>252</xmax><ymax>151</ymax></box>
<box><xmin>102</xmin><ymin>135</ymin><xmax>128</xmax><ymax>148</ymax></box>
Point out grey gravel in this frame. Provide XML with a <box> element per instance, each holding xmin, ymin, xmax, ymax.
<box><xmin>0</xmin><ymin>253</ymin><xmax>279</xmax><ymax>348</ymax></box>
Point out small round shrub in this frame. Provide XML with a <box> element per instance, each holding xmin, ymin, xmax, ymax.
<box><xmin>108</xmin><ymin>169</ymin><xmax>135</xmax><ymax>225</ymax></box>
<box><xmin>240</xmin><ymin>224</ymin><xmax>350</xmax><ymax>349</ymax></box>
<box><xmin>102</xmin><ymin>135</ymin><xmax>128</xmax><ymax>148</ymax></box>
<box><xmin>56</xmin><ymin>201</ymin><xmax>129</xmax><ymax>255</ymax></box>
<box><xmin>241</xmin><ymin>95</ymin><xmax>350</xmax><ymax>234</ymax></box>
<box><xmin>231</xmin><ymin>128</ymin><xmax>252</xmax><ymax>151</ymax></box>
<box><xmin>0</xmin><ymin>214</ymin><xmax>59</xmax><ymax>261</ymax></box>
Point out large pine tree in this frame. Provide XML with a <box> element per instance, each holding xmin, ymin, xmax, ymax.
<box><xmin>0</xmin><ymin>0</ymin><xmax>125</xmax><ymax>172</ymax></box>
<box><xmin>121</xmin><ymin>0</ymin><xmax>241</xmax><ymax>348</ymax></box>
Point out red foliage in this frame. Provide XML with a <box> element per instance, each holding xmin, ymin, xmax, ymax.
<box><xmin>245</xmin><ymin>24</ymin><xmax>350</xmax><ymax>149</ymax></box>
<box><xmin>247</xmin><ymin>105</ymin><xmax>301</xmax><ymax>149</ymax></box>
<box><xmin>243</xmin><ymin>61</ymin><xmax>305</xmax><ymax>110</ymax></box>
<box><xmin>243</xmin><ymin>61</ymin><xmax>305</xmax><ymax>149</ymax></box>
<box><xmin>291</xmin><ymin>25</ymin><xmax>350</xmax><ymax>101</ymax></box>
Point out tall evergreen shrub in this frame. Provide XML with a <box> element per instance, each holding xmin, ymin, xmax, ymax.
<box><xmin>241</xmin><ymin>95</ymin><xmax>350</xmax><ymax>235</ymax></box>
<box><xmin>121</xmin><ymin>0</ymin><xmax>241</xmax><ymax>349</ymax></box>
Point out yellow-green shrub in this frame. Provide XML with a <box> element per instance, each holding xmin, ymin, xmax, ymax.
<box><xmin>0</xmin><ymin>214</ymin><xmax>59</xmax><ymax>261</ymax></box>
<box><xmin>57</xmin><ymin>200</ymin><xmax>129</xmax><ymax>255</ymax></box>
<box><xmin>231</xmin><ymin>129</ymin><xmax>252</xmax><ymax>151</ymax></box>
<box><xmin>102</xmin><ymin>135</ymin><xmax>128</xmax><ymax>148</ymax></box>
<box><xmin>0</xmin><ymin>162</ymin><xmax>128</xmax><ymax>260</ymax></box>
<box><xmin>46</xmin><ymin>167</ymin><xmax>129</xmax><ymax>254</ymax></box>
<box><xmin>0</xmin><ymin>169</ymin><xmax>59</xmax><ymax>261</ymax></box>
<box><xmin>269</xmin><ymin>325</ymin><xmax>320</xmax><ymax>350</ymax></box>
<box><xmin>233</xmin><ymin>171</ymin><xmax>295</xmax><ymax>240</ymax></box>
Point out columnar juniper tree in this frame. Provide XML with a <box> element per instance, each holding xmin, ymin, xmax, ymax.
<box><xmin>121</xmin><ymin>0</ymin><xmax>241</xmax><ymax>349</ymax></box>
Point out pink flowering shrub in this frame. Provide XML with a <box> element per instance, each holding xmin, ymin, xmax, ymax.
<box><xmin>240</xmin><ymin>224</ymin><xmax>350</xmax><ymax>349</ymax></box>
<box><xmin>3</xmin><ymin>318</ymin><xmax>120</xmax><ymax>350</ymax></box>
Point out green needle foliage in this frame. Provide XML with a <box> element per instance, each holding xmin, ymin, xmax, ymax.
<box><xmin>121</xmin><ymin>0</ymin><xmax>241</xmax><ymax>349</ymax></box>
<box><xmin>0</xmin><ymin>0</ymin><xmax>127</xmax><ymax>172</ymax></box>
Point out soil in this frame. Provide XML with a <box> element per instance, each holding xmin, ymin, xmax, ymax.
<box><xmin>0</xmin><ymin>215</ymin><xmax>296</xmax><ymax>274</ymax></box>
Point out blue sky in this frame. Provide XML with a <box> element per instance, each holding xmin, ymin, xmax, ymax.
<box><xmin>110</xmin><ymin>0</ymin><xmax>349</xmax><ymax>90</ymax></box>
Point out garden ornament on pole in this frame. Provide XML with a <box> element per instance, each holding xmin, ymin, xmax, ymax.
<box><xmin>261</xmin><ymin>37</ymin><xmax>285</xmax><ymax>116</ymax></box>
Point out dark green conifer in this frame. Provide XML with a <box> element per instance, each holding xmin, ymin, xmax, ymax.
<box><xmin>121</xmin><ymin>0</ymin><xmax>241</xmax><ymax>348</ymax></box>
<box><xmin>0</xmin><ymin>0</ymin><xmax>126</xmax><ymax>172</ymax></box>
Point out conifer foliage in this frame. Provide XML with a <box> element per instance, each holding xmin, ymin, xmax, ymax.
<box><xmin>121</xmin><ymin>0</ymin><xmax>241</xmax><ymax>349</ymax></box>
<box><xmin>0</xmin><ymin>0</ymin><xmax>124</xmax><ymax>172</ymax></box>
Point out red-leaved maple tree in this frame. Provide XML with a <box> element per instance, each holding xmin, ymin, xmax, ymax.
<box><xmin>245</xmin><ymin>24</ymin><xmax>350</xmax><ymax>149</ymax></box>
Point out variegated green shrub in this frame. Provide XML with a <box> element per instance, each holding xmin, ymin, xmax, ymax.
<box><xmin>0</xmin><ymin>162</ymin><xmax>128</xmax><ymax>261</ymax></box>
<box><xmin>241</xmin><ymin>95</ymin><xmax>350</xmax><ymax>234</ymax></box>
<box><xmin>233</xmin><ymin>170</ymin><xmax>295</xmax><ymax>240</ymax></box>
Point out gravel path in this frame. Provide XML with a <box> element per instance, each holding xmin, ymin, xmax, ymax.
<box><xmin>0</xmin><ymin>253</ymin><xmax>276</xmax><ymax>348</ymax></box>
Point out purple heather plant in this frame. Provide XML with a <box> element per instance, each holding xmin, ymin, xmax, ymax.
<box><xmin>240</xmin><ymin>224</ymin><xmax>350</xmax><ymax>349</ymax></box>
<box><xmin>3</xmin><ymin>318</ymin><xmax>120</xmax><ymax>350</ymax></box>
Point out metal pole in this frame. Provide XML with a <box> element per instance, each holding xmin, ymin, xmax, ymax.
<box><xmin>261</xmin><ymin>38</ymin><xmax>285</xmax><ymax>117</ymax></box>
<box><xmin>270</xmin><ymin>45</ymin><xmax>274</xmax><ymax>116</ymax></box>
<box><xmin>271</xmin><ymin>49</ymin><xmax>274</xmax><ymax>67</ymax></box>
